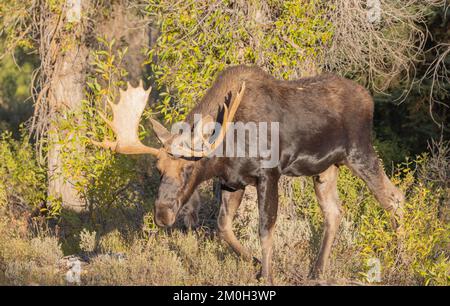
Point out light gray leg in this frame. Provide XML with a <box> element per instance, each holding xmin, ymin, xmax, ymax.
<box><xmin>256</xmin><ymin>173</ymin><xmax>279</xmax><ymax>284</ymax></box>
<box><xmin>310</xmin><ymin>165</ymin><xmax>342</xmax><ymax>279</ymax></box>
<box><xmin>217</xmin><ymin>187</ymin><xmax>252</xmax><ymax>260</ymax></box>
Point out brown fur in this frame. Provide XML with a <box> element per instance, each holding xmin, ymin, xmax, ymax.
<box><xmin>150</xmin><ymin>65</ymin><xmax>405</xmax><ymax>283</ymax></box>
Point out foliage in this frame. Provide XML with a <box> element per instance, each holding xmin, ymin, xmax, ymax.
<box><xmin>357</xmin><ymin>156</ymin><xmax>449</xmax><ymax>285</ymax></box>
<box><xmin>79</xmin><ymin>228</ymin><xmax>97</xmax><ymax>254</ymax></box>
<box><xmin>0</xmin><ymin>144</ymin><xmax>448</xmax><ymax>284</ymax></box>
<box><xmin>0</xmin><ymin>0</ymin><xmax>103</xmax><ymax>55</ymax></box>
<box><xmin>373</xmin><ymin>135</ymin><xmax>411</xmax><ymax>170</ymax></box>
<box><xmin>0</xmin><ymin>0</ymin><xmax>35</xmax><ymax>53</ymax></box>
<box><xmin>0</xmin><ymin>129</ymin><xmax>51</xmax><ymax>214</ymax></box>
<box><xmin>143</xmin><ymin>0</ymin><xmax>448</xmax><ymax>170</ymax></box>
<box><xmin>283</xmin><ymin>152</ymin><xmax>449</xmax><ymax>285</ymax></box>
<box><xmin>145</xmin><ymin>0</ymin><xmax>332</xmax><ymax>122</ymax></box>
<box><xmin>0</xmin><ymin>0</ymin><xmax>448</xmax><ymax>286</ymax></box>
<box><xmin>0</xmin><ymin>49</ymin><xmax>37</xmax><ymax>135</ymax></box>
<box><xmin>0</xmin><ymin>152</ymin><xmax>450</xmax><ymax>285</ymax></box>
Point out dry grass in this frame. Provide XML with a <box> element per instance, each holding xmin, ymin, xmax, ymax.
<box><xmin>0</xmin><ymin>145</ymin><xmax>448</xmax><ymax>285</ymax></box>
<box><xmin>0</xmin><ymin>182</ymin><xmax>365</xmax><ymax>286</ymax></box>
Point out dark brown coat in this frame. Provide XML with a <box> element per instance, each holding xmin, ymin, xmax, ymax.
<box><xmin>150</xmin><ymin>65</ymin><xmax>404</xmax><ymax>283</ymax></box>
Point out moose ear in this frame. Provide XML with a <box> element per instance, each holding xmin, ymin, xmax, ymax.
<box><xmin>150</xmin><ymin>118</ymin><xmax>172</xmax><ymax>144</ymax></box>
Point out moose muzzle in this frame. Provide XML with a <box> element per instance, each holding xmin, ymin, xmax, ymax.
<box><xmin>154</xmin><ymin>205</ymin><xmax>177</xmax><ymax>227</ymax></box>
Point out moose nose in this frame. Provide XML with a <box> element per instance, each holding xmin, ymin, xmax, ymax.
<box><xmin>154</xmin><ymin>207</ymin><xmax>176</xmax><ymax>228</ymax></box>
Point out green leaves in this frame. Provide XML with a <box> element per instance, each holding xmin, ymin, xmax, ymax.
<box><xmin>0</xmin><ymin>129</ymin><xmax>48</xmax><ymax>213</ymax></box>
<box><xmin>145</xmin><ymin>0</ymin><xmax>333</xmax><ymax>123</ymax></box>
<box><xmin>357</xmin><ymin>156</ymin><xmax>450</xmax><ymax>285</ymax></box>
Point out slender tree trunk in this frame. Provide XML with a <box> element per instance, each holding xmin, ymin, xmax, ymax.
<box><xmin>47</xmin><ymin>1</ymin><xmax>89</xmax><ymax>212</ymax></box>
<box><xmin>47</xmin><ymin>44</ymin><xmax>89</xmax><ymax>212</ymax></box>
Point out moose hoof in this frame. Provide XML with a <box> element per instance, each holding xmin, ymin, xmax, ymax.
<box><xmin>252</xmin><ymin>256</ymin><xmax>261</xmax><ymax>266</ymax></box>
<box><xmin>256</xmin><ymin>269</ymin><xmax>274</xmax><ymax>285</ymax></box>
<box><xmin>308</xmin><ymin>267</ymin><xmax>324</xmax><ymax>280</ymax></box>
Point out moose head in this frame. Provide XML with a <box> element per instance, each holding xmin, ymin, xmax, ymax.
<box><xmin>91</xmin><ymin>80</ymin><xmax>245</xmax><ymax>227</ymax></box>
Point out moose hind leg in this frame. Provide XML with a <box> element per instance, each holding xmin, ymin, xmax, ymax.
<box><xmin>217</xmin><ymin>187</ymin><xmax>252</xmax><ymax>260</ymax></box>
<box><xmin>310</xmin><ymin>165</ymin><xmax>342</xmax><ymax>279</ymax></box>
<box><xmin>346</xmin><ymin>148</ymin><xmax>405</xmax><ymax>230</ymax></box>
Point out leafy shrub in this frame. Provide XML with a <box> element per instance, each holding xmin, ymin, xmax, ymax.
<box><xmin>79</xmin><ymin>228</ymin><xmax>97</xmax><ymax>254</ymax></box>
<box><xmin>98</xmin><ymin>230</ymin><xmax>128</xmax><ymax>254</ymax></box>
<box><xmin>356</xmin><ymin>155</ymin><xmax>449</xmax><ymax>285</ymax></box>
<box><xmin>145</xmin><ymin>0</ymin><xmax>332</xmax><ymax>122</ymax></box>
<box><xmin>0</xmin><ymin>151</ymin><xmax>447</xmax><ymax>285</ymax></box>
<box><xmin>0</xmin><ymin>130</ymin><xmax>50</xmax><ymax>214</ymax></box>
<box><xmin>281</xmin><ymin>152</ymin><xmax>449</xmax><ymax>285</ymax></box>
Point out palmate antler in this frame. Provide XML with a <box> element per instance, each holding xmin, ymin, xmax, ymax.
<box><xmin>92</xmin><ymin>80</ymin><xmax>245</xmax><ymax>158</ymax></box>
<box><xmin>91</xmin><ymin>81</ymin><xmax>161</xmax><ymax>156</ymax></box>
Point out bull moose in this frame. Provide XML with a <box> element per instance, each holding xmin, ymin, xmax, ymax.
<box><xmin>92</xmin><ymin>65</ymin><xmax>404</xmax><ymax>283</ymax></box>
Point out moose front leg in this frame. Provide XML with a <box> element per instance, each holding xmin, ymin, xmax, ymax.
<box><xmin>179</xmin><ymin>189</ymin><xmax>201</xmax><ymax>229</ymax></box>
<box><xmin>256</xmin><ymin>173</ymin><xmax>280</xmax><ymax>284</ymax></box>
<box><xmin>217</xmin><ymin>186</ymin><xmax>252</xmax><ymax>260</ymax></box>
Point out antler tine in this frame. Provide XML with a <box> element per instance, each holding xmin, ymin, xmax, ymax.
<box><xmin>170</xmin><ymin>82</ymin><xmax>245</xmax><ymax>157</ymax></box>
<box><xmin>138</xmin><ymin>80</ymin><xmax>152</xmax><ymax>96</ymax></box>
<box><xmin>197</xmin><ymin>115</ymin><xmax>214</xmax><ymax>148</ymax></box>
<box><xmin>207</xmin><ymin>81</ymin><xmax>245</xmax><ymax>152</ymax></box>
<box><xmin>118</xmin><ymin>87</ymin><xmax>125</xmax><ymax>98</ymax></box>
<box><xmin>227</xmin><ymin>82</ymin><xmax>245</xmax><ymax>122</ymax></box>
<box><xmin>90</xmin><ymin>139</ymin><xmax>118</xmax><ymax>151</ymax></box>
<box><xmin>211</xmin><ymin>102</ymin><xmax>229</xmax><ymax>149</ymax></box>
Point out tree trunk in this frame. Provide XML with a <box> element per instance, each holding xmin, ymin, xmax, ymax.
<box><xmin>47</xmin><ymin>44</ymin><xmax>89</xmax><ymax>212</ymax></box>
<box><xmin>47</xmin><ymin>1</ymin><xmax>89</xmax><ymax>212</ymax></box>
<box><xmin>47</xmin><ymin>1</ymin><xmax>151</xmax><ymax>212</ymax></box>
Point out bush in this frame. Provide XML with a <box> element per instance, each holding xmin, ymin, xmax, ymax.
<box><xmin>356</xmin><ymin>154</ymin><xmax>449</xmax><ymax>285</ymax></box>
<box><xmin>0</xmin><ymin>130</ymin><xmax>49</xmax><ymax>214</ymax></box>
<box><xmin>52</xmin><ymin>37</ymin><xmax>158</xmax><ymax>236</ymax></box>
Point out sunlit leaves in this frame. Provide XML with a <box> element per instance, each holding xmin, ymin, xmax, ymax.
<box><xmin>145</xmin><ymin>0</ymin><xmax>333</xmax><ymax>123</ymax></box>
